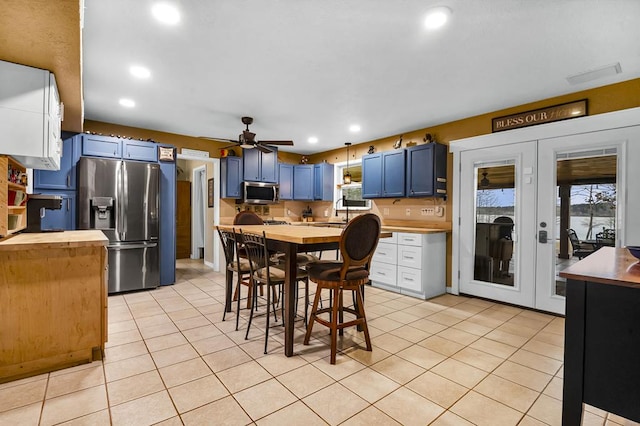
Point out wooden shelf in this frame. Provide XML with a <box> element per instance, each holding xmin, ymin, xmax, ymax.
<box><xmin>1</xmin><ymin>155</ymin><xmax>27</xmax><ymax>238</ymax></box>
<box><xmin>8</xmin><ymin>182</ymin><xmax>26</xmax><ymax>191</ymax></box>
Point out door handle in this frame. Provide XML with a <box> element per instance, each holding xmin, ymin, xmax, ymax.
<box><xmin>538</xmin><ymin>230</ymin><xmax>548</xmax><ymax>243</ymax></box>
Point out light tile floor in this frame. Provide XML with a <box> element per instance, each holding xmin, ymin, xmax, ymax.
<box><xmin>2</xmin><ymin>259</ymin><xmax>639</xmax><ymax>426</ymax></box>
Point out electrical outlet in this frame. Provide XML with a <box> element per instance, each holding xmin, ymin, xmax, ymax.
<box><xmin>405</xmin><ymin>208</ymin><xmax>411</xmax><ymax>216</ymax></box>
<box><xmin>421</xmin><ymin>207</ymin><xmax>435</xmax><ymax>216</ymax></box>
<box><xmin>435</xmin><ymin>206</ymin><xmax>444</xmax><ymax>217</ymax></box>
<box><xmin>383</xmin><ymin>208</ymin><xmax>390</xmax><ymax>216</ymax></box>
<box><xmin>324</xmin><ymin>209</ymin><xmax>328</xmax><ymax>217</ymax></box>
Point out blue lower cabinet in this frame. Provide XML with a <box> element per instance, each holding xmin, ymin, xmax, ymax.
<box><xmin>38</xmin><ymin>190</ymin><xmax>76</xmax><ymax>231</ymax></box>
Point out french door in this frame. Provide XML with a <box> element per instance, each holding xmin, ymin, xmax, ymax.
<box><xmin>457</xmin><ymin>129</ymin><xmax>628</xmax><ymax>315</ymax></box>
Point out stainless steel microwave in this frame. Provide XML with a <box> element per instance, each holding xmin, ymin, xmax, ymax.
<box><xmin>243</xmin><ymin>182</ymin><xmax>279</xmax><ymax>204</ymax></box>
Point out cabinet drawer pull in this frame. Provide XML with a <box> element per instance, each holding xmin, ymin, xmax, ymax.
<box><xmin>404</xmin><ymin>277</ymin><xmax>414</xmax><ymax>281</ymax></box>
<box><xmin>378</xmin><ymin>272</ymin><xmax>386</xmax><ymax>276</ymax></box>
<box><xmin>403</xmin><ymin>255</ymin><xmax>415</xmax><ymax>260</ymax></box>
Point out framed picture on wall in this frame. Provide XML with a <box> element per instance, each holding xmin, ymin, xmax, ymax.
<box><xmin>207</xmin><ymin>178</ymin><xmax>214</xmax><ymax>208</ymax></box>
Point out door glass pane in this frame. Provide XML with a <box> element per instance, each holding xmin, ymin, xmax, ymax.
<box><xmin>555</xmin><ymin>154</ymin><xmax>617</xmax><ymax>296</ymax></box>
<box><xmin>474</xmin><ymin>164</ymin><xmax>516</xmax><ymax>286</ymax></box>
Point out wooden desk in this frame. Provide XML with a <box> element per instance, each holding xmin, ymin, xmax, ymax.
<box><xmin>559</xmin><ymin>247</ymin><xmax>640</xmax><ymax>425</ymax></box>
<box><xmin>218</xmin><ymin>224</ymin><xmax>390</xmax><ymax>357</ymax></box>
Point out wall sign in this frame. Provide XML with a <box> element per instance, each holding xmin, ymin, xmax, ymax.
<box><xmin>492</xmin><ymin>99</ymin><xmax>588</xmax><ymax>132</ymax></box>
<box><xmin>158</xmin><ymin>146</ymin><xmax>175</xmax><ymax>162</ymax></box>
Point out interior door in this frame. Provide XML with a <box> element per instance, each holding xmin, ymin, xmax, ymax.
<box><xmin>459</xmin><ymin>142</ymin><xmax>537</xmax><ymax>308</ymax></box>
<box><xmin>176</xmin><ymin>180</ymin><xmax>192</xmax><ymax>259</ymax></box>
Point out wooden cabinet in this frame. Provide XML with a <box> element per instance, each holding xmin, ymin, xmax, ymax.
<box><xmin>405</xmin><ymin>143</ymin><xmax>447</xmax><ymax>198</ymax></box>
<box><xmin>1</xmin><ymin>155</ymin><xmax>27</xmax><ymax>237</ymax></box>
<box><xmin>220</xmin><ymin>157</ymin><xmax>243</xmax><ymax>199</ymax></box>
<box><xmin>314</xmin><ymin>162</ymin><xmax>334</xmax><ymax>201</ymax></box>
<box><xmin>362</xmin><ymin>151</ymin><xmax>406</xmax><ymax>198</ymax></box>
<box><xmin>81</xmin><ymin>134</ymin><xmax>158</xmax><ymax>162</ymax></box>
<box><xmin>279</xmin><ymin>163</ymin><xmax>294</xmax><ymax>200</ymax></box>
<box><xmin>370</xmin><ymin>231</ymin><xmax>446</xmax><ymax>299</ymax></box>
<box><xmin>293</xmin><ymin>164</ymin><xmax>314</xmax><ymax>200</ymax></box>
<box><xmin>0</xmin><ymin>231</ymin><xmax>108</xmax><ymax>383</ymax></box>
<box><xmin>243</xmin><ymin>147</ymin><xmax>278</xmax><ymax>183</ymax></box>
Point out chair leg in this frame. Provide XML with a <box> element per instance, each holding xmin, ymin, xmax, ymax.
<box><xmin>245</xmin><ymin>278</ymin><xmax>258</xmax><ymax>340</ymax></box>
<box><xmin>264</xmin><ymin>281</ymin><xmax>272</xmax><ymax>354</ymax></box>
<box><xmin>330</xmin><ymin>288</ymin><xmax>340</xmax><ymax>364</ymax></box>
<box><xmin>355</xmin><ymin>286</ymin><xmax>372</xmax><ymax>351</ymax></box>
<box><xmin>338</xmin><ymin>289</ymin><xmax>344</xmax><ymax>337</ymax></box>
<box><xmin>235</xmin><ymin>275</ymin><xmax>243</xmax><ymax>331</ymax></box>
<box><xmin>304</xmin><ymin>278</ymin><xmax>309</xmax><ymax>327</ymax></box>
<box><xmin>304</xmin><ymin>284</ymin><xmax>323</xmax><ymax>345</ymax></box>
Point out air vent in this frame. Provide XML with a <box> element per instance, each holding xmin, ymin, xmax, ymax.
<box><xmin>567</xmin><ymin>63</ymin><xmax>622</xmax><ymax>85</ymax></box>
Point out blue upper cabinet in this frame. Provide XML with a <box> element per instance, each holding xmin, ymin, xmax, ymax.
<box><xmin>362</xmin><ymin>153</ymin><xmax>382</xmax><ymax>198</ymax></box>
<box><xmin>362</xmin><ymin>151</ymin><xmax>406</xmax><ymax>198</ymax></box>
<box><xmin>279</xmin><ymin>164</ymin><xmax>293</xmax><ymax>200</ymax></box>
<box><xmin>123</xmin><ymin>139</ymin><xmax>158</xmax><ymax>162</ymax></box>
<box><xmin>293</xmin><ymin>164</ymin><xmax>314</xmax><ymax>200</ymax></box>
<box><xmin>382</xmin><ymin>150</ymin><xmax>406</xmax><ymax>197</ymax></box>
<box><xmin>34</xmin><ymin>134</ymin><xmax>81</xmax><ymax>190</ymax></box>
<box><xmin>221</xmin><ymin>156</ymin><xmax>243</xmax><ymax>199</ymax></box>
<box><xmin>313</xmin><ymin>162</ymin><xmax>334</xmax><ymax>201</ymax></box>
<box><xmin>406</xmin><ymin>143</ymin><xmax>447</xmax><ymax>198</ymax></box>
<box><xmin>82</xmin><ymin>134</ymin><xmax>122</xmax><ymax>158</ymax></box>
<box><xmin>243</xmin><ymin>147</ymin><xmax>278</xmax><ymax>183</ymax></box>
<box><xmin>82</xmin><ymin>134</ymin><xmax>158</xmax><ymax>162</ymax></box>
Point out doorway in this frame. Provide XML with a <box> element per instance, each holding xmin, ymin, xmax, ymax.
<box><xmin>453</xmin><ymin>122</ymin><xmax>637</xmax><ymax>315</ymax></box>
<box><xmin>175</xmin><ymin>154</ymin><xmax>221</xmax><ymax>271</ymax></box>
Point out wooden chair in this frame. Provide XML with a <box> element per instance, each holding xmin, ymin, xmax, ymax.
<box><xmin>240</xmin><ymin>230</ymin><xmax>310</xmax><ymax>354</ymax></box>
<box><xmin>303</xmin><ymin>213</ymin><xmax>381</xmax><ymax>364</ymax></box>
<box><xmin>234</xmin><ymin>210</ymin><xmax>264</xmax><ymax>225</ymax></box>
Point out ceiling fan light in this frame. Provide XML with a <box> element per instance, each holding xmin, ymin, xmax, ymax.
<box><xmin>240</xmin><ymin>143</ymin><xmax>254</xmax><ymax>149</ymax></box>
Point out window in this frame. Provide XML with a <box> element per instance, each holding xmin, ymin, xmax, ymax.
<box><xmin>334</xmin><ymin>161</ymin><xmax>371</xmax><ymax>211</ymax></box>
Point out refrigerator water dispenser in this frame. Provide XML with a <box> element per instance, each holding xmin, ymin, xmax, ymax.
<box><xmin>90</xmin><ymin>197</ymin><xmax>114</xmax><ymax>229</ymax></box>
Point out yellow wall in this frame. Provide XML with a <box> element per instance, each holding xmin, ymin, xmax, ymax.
<box><xmin>85</xmin><ymin>78</ymin><xmax>640</xmax><ymax>285</ymax></box>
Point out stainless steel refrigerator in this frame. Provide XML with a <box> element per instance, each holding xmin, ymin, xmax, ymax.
<box><xmin>78</xmin><ymin>157</ymin><xmax>160</xmax><ymax>293</ymax></box>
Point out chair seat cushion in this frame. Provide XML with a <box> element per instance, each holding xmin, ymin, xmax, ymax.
<box><xmin>254</xmin><ymin>266</ymin><xmax>308</xmax><ymax>282</ymax></box>
<box><xmin>229</xmin><ymin>257</ymin><xmax>253</xmax><ymax>273</ymax></box>
<box><xmin>307</xmin><ymin>261</ymin><xmax>369</xmax><ymax>282</ymax></box>
<box><xmin>273</xmin><ymin>252</ymin><xmax>320</xmax><ymax>266</ymax></box>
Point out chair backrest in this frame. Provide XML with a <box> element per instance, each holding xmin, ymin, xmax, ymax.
<box><xmin>234</xmin><ymin>211</ymin><xmax>264</xmax><ymax>225</ymax></box>
<box><xmin>239</xmin><ymin>230</ymin><xmax>269</xmax><ymax>277</ymax></box>
<box><xmin>494</xmin><ymin>216</ymin><xmax>514</xmax><ymax>240</ymax></box>
<box><xmin>567</xmin><ymin>228</ymin><xmax>580</xmax><ymax>245</ymax></box>
<box><xmin>338</xmin><ymin>213</ymin><xmax>381</xmax><ymax>279</ymax></box>
<box><xmin>217</xmin><ymin>226</ymin><xmax>240</xmax><ymax>266</ymax></box>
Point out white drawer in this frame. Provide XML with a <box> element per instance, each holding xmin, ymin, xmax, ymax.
<box><xmin>397</xmin><ymin>265</ymin><xmax>422</xmax><ymax>293</ymax></box>
<box><xmin>380</xmin><ymin>232</ymin><xmax>397</xmax><ymax>244</ymax></box>
<box><xmin>397</xmin><ymin>244</ymin><xmax>422</xmax><ymax>269</ymax></box>
<box><xmin>397</xmin><ymin>232</ymin><xmax>422</xmax><ymax>247</ymax></box>
<box><xmin>370</xmin><ymin>262</ymin><xmax>397</xmax><ymax>286</ymax></box>
<box><xmin>372</xmin><ymin>242</ymin><xmax>397</xmax><ymax>265</ymax></box>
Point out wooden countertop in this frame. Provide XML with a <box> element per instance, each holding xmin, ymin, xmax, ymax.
<box><xmin>217</xmin><ymin>224</ymin><xmax>392</xmax><ymax>244</ymax></box>
<box><xmin>559</xmin><ymin>247</ymin><xmax>640</xmax><ymax>288</ymax></box>
<box><xmin>289</xmin><ymin>222</ymin><xmax>449</xmax><ymax>234</ymax></box>
<box><xmin>0</xmin><ymin>230</ymin><xmax>108</xmax><ymax>251</ymax></box>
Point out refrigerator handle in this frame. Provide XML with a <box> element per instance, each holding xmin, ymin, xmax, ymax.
<box><xmin>115</xmin><ymin>161</ymin><xmax>122</xmax><ymax>240</ymax></box>
<box><xmin>121</xmin><ymin>161</ymin><xmax>128</xmax><ymax>240</ymax></box>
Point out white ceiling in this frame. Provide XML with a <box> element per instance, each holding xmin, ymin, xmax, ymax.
<box><xmin>82</xmin><ymin>0</ymin><xmax>640</xmax><ymax>154</ymax></box>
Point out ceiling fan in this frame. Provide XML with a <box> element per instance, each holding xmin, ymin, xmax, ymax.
<box><xmin>200</xmin><ymin>116</ymin><xmax>294</xmax><ymax>153</ymax></box>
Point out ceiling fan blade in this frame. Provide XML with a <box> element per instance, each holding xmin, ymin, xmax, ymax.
<box><xmin>259</xmin><ymin>140</ymin><xmax>294</xmax><ymax>146</ymax></box>
<box><xmin>221</xmin><ymin>143</ymin><xmax>241</xmax><ymax>150</ymax></box>
<box><xmin>198</xmin><ymin>136</ymin><xmax>238</xmax><ymax>143</ymax></box>
<box><xmin>255</xmin><ymin>144</ymin><xmax>272</xmax><ymax>153</ymax></box>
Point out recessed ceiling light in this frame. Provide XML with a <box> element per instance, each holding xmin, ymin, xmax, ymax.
<box><xmin>349</xmin><ymin>124</ymin><xmax>361</xmax><ymax>133</ymax></box>
<box><xmin>308</xmin><ymin>137</ymin><xmax>318</xmax><ymax>144</ymax></box>
<box><xmin>119</xmin><ymin>98</ymin><xmax>135</xmax><ymax>108</ymax></box>
<box><xmin>129</xmin><ymin>65</ymin><xmax>151</xmax><ymax>79</ymax></box>
<box><xmin>152</xmin><ymin>2</ymin><xmax>180</xmax><ymax>25</ymax></box>
<box><xmin>424</xmin><ymin>6</ymin><xmax>451</xmax><ymax>30</ymax></box>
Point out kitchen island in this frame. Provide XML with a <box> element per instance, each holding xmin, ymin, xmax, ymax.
<box><xmin>0</xmin><ymin>230</ymin><xmax>108</xmax><ymax>383</ymax></box>
<box><xmin>560</xmin><ymin>247</ymin><xmax>640</xmax><ymax>425</ymax></box>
